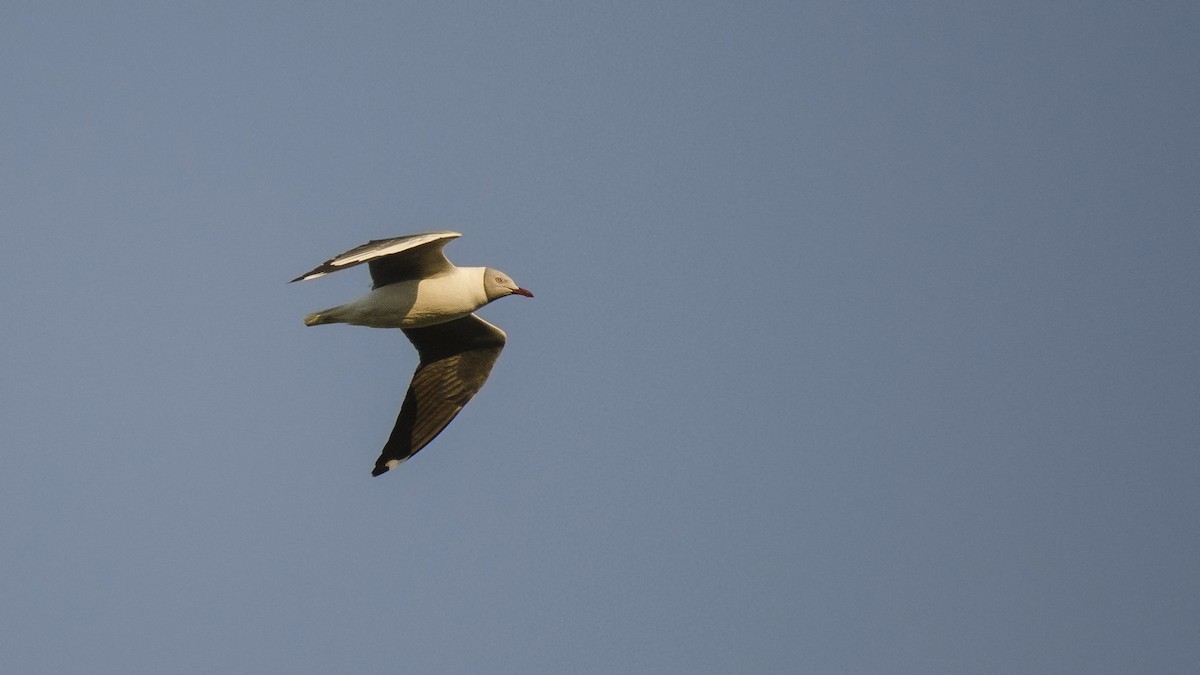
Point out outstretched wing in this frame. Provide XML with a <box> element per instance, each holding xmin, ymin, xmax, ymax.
<box><xmin>289</xmin><ymin>231</ymin><xmax>461</xmax><ymax>286</ymax></box>
<box><xmin>372</xmin><ymin>314</ymin><xmax>507</xmax><ymax>476</ymax></box>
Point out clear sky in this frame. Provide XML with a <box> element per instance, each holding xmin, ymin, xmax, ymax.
<box><xmin>2</xmin><ymin>2</ymin><xmax>1197</xmax><ymax>673</ymax></box>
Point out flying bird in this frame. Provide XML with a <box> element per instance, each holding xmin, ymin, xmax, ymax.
<box><xmin>291</xmin><ymin>231</ymin><xmax>533</xmax><ymax>476</ymax></box>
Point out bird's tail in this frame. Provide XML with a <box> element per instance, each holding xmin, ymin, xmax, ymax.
<box><xmin>304</xmin><ymin>309</ymin><xmax>338</xmax><ymax>326</ymax></box>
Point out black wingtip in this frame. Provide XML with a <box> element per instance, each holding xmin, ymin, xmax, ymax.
<box><xmin>289</xmin><ymin>270</ymin><xmax>319</xmax><ymax>283</ymax></box>
<box><xmin>371</xmin><ymin>465</ymin><xmax>388</xmax><ymax>477</ymax></box>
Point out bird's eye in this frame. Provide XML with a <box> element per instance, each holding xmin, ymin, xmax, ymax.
<box><xmin>494</xmin><ymin>276</ymin><xmax>504</xmax><ymax>283</ymax></box>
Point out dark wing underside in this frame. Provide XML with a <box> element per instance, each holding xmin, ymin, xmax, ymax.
<box><xmin>289</xmin><ymin>231</ymin><xmax>460</xmax><ymax>286</ymax></box>
<box><xmin>372</xmin><ymin>314</ymin><xmax>507</xmax><ymax>476</ymax></box>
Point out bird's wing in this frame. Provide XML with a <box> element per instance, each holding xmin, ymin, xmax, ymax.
<box><xmin>372</xmin><ymin>314</ymin><xmax>507</xmax><ymax>476</ymax></box>
<box><xmin>289</xmin><ymin>231</ymin><xmax>461</xmax><ymax>285</ymax></box>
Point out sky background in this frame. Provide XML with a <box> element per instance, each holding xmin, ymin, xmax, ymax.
<box><xmin>2</xmin><ymin>2</ymin><xmax>1197</xmax><ymax>673</ymax></box>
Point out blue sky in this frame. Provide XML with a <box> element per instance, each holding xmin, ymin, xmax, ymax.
<box><xmin>2</xmin><ymin>2</ymin><xmax>1197</xmax><ymax>673</ymax></box>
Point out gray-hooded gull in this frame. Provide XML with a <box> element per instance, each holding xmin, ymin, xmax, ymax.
<box><xmin>291</xmin><ymin>231</ymin><xmax>532</xmax><ymax>476</ymax></box>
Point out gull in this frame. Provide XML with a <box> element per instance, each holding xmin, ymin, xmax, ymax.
<box><xmin>291</xmin><ymin>231</ymin><xmax>532</xmax><ymax>476</ymax></box>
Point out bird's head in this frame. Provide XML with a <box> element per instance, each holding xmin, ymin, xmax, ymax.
<box><xmin>484</xmin><ymin>267</ymin><xmax>534</xmax><ymax>301</ymax></box>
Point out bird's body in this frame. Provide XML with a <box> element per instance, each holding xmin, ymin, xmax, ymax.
<box><xmin>291</xmin><ymin>231</ymin><xmax>532</xmax><ymax>476</ymax></box>
<box><xmin>304</xmin><ymin>266</ymin><xmax>490</xmax><ymax>329</ymax></box>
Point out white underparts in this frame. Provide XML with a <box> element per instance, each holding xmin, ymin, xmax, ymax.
<box><xmin>317</xmin><ymin>267</ymin><xmax>490</xmax><ymax>329</ymax></box>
